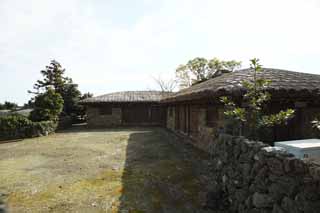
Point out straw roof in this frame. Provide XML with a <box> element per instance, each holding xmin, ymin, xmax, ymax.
<box><xmin>80</xmin><ymin>91</ymin><xmax>172</xmax><ymax>104</ymax></box>
<box><xmin>162</xmin><ymin>68</ymin><xmax>320</xmax><ymax>102</ymax></box>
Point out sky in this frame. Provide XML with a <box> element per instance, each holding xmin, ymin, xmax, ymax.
<box><xmin>1</xmin><ymin>0</ymin><xmax>320</xmax><ymax>105</ymax></box>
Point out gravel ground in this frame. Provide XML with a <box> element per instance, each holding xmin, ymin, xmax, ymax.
<box><xmin>0</xmin><ymin>127</ymin><xmax>215</xmax><ymax>213</ymax></box>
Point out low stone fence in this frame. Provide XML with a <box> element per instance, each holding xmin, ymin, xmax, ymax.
<box><xmin>207</xmin><ymin>134</ymin><xmax>320</xmax><ymax>213</ymax></box>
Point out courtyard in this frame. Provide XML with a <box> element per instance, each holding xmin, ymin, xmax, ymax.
<box><xmin>0</xmin><ymin>127</ymin><xmax>214</xmax><ymax>213</ymax></box>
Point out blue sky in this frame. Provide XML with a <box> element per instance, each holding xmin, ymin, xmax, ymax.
<box><xmin>1</xmin><ymin>0</ymin><xmax>320</xmax><ymax>105</ymax></box>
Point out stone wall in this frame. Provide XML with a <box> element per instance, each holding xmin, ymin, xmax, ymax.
<box><xmin>207</xmin><ymin>134</ymin><xmax>320</xmax><ymax>213</ymax></box>
<box><xmin>87</xmin><ymin>107</ymin><xmax>122</xmax><ymax>127</ymax></box>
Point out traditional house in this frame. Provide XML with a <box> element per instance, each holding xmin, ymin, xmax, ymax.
<box><xmin>81</xmin><ymin>68</ymin><xmax>320</xmax><ymax>151</ymax></box>
<box><xmin>80</xmin><ymin>91</ymin><xmax>170</xmax><ymax>127</ymax></box>
<box><xmin>162</xmin><ymin>68</ymin><xmax>320</xmax><ymax>150</ymax></box>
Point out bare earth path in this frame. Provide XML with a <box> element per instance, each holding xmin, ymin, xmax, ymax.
<box><xmin>0</xmin><ymin>127</ymin><xmax>214</xmax><ymax>213</ymax></box>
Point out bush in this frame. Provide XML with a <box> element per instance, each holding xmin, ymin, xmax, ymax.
<box><xmin>0</xmin><ymin>114</ymin><xmax>57</xmax><ymax>140</ymax></box>
<box><xmin>29</xmin><ymin>88</ymin><xmax>64</xmax><ymax>122</ymax></box>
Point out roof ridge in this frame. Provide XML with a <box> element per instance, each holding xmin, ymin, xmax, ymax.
<box><xmin>236</xmin><ymin>67</ymin><xmax>320</xmax><ymax>76</ymax></box>
<box><xmin>81</xmin><ymin>90</ymin><xmax>172</xmax><ymax>103</ymax></box>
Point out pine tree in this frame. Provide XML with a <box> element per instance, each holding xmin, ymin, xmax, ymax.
<box><xmin>29</xmin><ymin>60</ymin><xmax>82</xmax><ymax>117</ymax></box>
<box><xmin>29</xmin><ymin>60</ymin><xmax>71</xmax><ymax>95</ymax></box>
<box><xmin>29</xmin><ymin>88</ymin><xmax>64</xmax><ymax>122</ymax></box>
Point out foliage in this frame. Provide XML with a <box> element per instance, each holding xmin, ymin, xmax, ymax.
<box><xmin>312</xmin><ymin>119</ymin><xmax>320</xmax><ymax>131</ymax></box>
<box><xmin>29</xmin><ymin>60</ymin><xmax>71</xmax><ymax>95</ymax></box>
<box><xmin>220</xmin><ymin>58</ymin><xmax>295</xmax><ymax>139</ymax></box>
<box><xmin>81</xmin><ymin>92</ymin><xmax>94</xmax><ymax>100</ymax></box>
<box><xmin>0</xmin><ymin>114</ymin><xmax>31</xmax><ymax>130</ymax></box>
<box><xmin>77</xmin><ymin>92</ymin><xmax>94</xmax><ymax>121</ymax></box>
<box><xmin>0</xmin><ymin>114</ymin><xmax>57</xmax><ymax>140</ymax></box>
<box><xmin>61</xmin><ymin>83</ymin><xmax>82</xmax><ymax>116</ymax></box>
<box><xmin>28</xmin><ymin>60</ymin><xmax>90</xmax><ymax>118</ymax></box>
<box><xmin>29</xmin><ymin>88</ymin><xmax>64</xmax><ymax>122</ymax></box>
<box><xmin>176</xmin><ymin>57</ymin><xmax>241</xmax><ymax>88</ymax></box>
<box><xmin>23</xmin><ymin>99</ymin><xmax>35</xmax><ymax>109</ymax></box>
<box><xmin>0</xmin><ymin>101</ymin><xmax>19</xmax><ymax>110</ymax></box>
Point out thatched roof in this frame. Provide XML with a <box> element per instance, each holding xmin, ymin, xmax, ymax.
<box><xmin>162</xmin><ymin>68</ymin><xmax>320</xmax><ymax>102</ymax></box>
<box><xmin>80</xmin><ymin>91</ymin><xmax>172</xmax><ymax>104</ymax></box>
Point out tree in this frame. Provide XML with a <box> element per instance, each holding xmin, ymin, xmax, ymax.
<box><xmin>29</xmin><ymin>60</ymin><xmax>83</xmax><ymax>117</ymax></box>
<box><xmin>29</xmin><ymin>88</ymin><xmax>64</xmax><ymax>122</ymax></box>
<box><xmin>0</xmin><ymin>101</ymin><xmax>18</xmax><ymax>110</ymax></box>
<box><xmin>176</xmin><ymin>57</ymin><xmax>241</xmax><ymax>88</ymax></box>
<box><xmin>22</xmin><ymin>100</ymin><xmax>35</xmax><ymax>109</ymax></box>
<box><xmin>61</xmin><ymin>83</ymin><xmax>82</xmax><ymax>116</ymax></box>
<box><xmin>29</xmin><ymin>60</ymin><xmax>70</xmax><ymax>95</ymax></box>
<box><xmin>77</xmin><ymin>92</ymin><xmax>94</xmax><ymax>121</ymax></box>
<box><xmin>220</xmin><ymin>58</ymin><xmax>295</xmax><ymax>139</ymax></box>
<box><xmin>153</xmin><ymin>75</ymin><xmax>177</xmax><ymax>92</ymax></box>
<box><xmin>81</xmin><ymin>92</ymin><xmax>94</xmax><ymax>100</ymax></box>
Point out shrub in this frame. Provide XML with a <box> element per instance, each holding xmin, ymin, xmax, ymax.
<box><xmin>29</xmin><ymin>88</ymin><xmax>64</xmax><ymax>122</ymax></box>
<box><xmin>221</xmin><ymin>58</ymin><xmax>295</xmax><ymax>140</ymax></box>
<box><xmin>0</xmin><ymin>114</ymin><xmax>57</xmax><ymax>140</ymax></box>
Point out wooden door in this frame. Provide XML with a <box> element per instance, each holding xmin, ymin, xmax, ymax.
<box><xmin>179</xmin><ymin>105</ymin><xmax>186</xmax><ymax>133</ymax></box>
<box><xmin>175</xmin><ymin>107</ymin><xmax>180</xmax><ymax>130</ymax></box>
<box><xmin>190</xmin><ymin>106</ymin><xmax>199</xmax><ymax>136</ymax></box>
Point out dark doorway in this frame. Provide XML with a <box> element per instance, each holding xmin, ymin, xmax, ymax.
<box><xmin>122</xmin><ymin>104</ymin><xmax>150</xmax><ymax>124</ymax></box>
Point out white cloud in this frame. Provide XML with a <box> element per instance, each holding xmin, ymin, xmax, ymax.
<box><xmin>1</xmin><ymin>0</ymin><xmax>320</xmax><ymax>104</ymax></box>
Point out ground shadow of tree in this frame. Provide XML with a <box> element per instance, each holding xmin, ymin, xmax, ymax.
<box><xmin>117</xmin><ymin>128</ymin><xmax>215</xmax><ymax>213</ymax></box>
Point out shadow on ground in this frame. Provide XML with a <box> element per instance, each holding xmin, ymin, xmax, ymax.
<box><xmin>117</xmin><ymin>128</ymin><xmax>215</xmax><ymax>213</ymax></box>
<box><xmin>0</xmin><ymin>139</ymin><xmax>23</xmax><ymax>145</ymax></box>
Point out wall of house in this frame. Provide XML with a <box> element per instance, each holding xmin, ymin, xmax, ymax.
<box><xmin>166</xmin><ymin>106</ymin><xmax>175</xmax><ymax>130</ymax></box>
<box><xmin>195</xmin><ymin>106</ymin><xmax>226</xmax><ymax>151</ymax></box>
<box><xmin>167</xmin><ymin>101</ymin><xmax>320</xmax><ymax>148</ymax></box>
<box><xmin>87</xmin><ymin>107</ymin><xmax>122</xmax><ymax>127</ymax></box>
<box><xmin>300</xmin><ymin>107</ymin><xmax>320</xmax><ymax>138</ymax></box>
<box><xmin>87</xmin><ymin>104</ymin><xmax>165</xmax><ymax>127</ymax></box>
<box><xmin>166</xmin><ymin>104</ymin><xmax>225</xmax><ymax>151</ymax></box>
<box><xmin>207</xmin><ymin>134</ymin><xmax>320</xmax><ymax>212</ymax></box>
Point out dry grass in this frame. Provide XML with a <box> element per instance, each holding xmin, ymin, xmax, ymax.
<box><xmin>0</xmin><ymin>127</ymin><xmax>213</xmax><ymax>213</ymax></box>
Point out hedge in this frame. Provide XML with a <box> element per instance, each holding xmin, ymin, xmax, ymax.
<box><xmin>0</xmin><ymin>114</ymin><xmax>57</xmax><ymax>140</ymax></box>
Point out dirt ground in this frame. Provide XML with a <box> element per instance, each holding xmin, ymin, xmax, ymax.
<box><xmin>0</xmin><ymin>127</ymin><xmax>214</xmax><ymax>213</ymax></box>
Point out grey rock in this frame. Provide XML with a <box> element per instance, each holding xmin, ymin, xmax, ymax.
<box><xmin>234</xmin><ymin>189</ymin><xmax>249</xmax><ymax>203</ymax></box>
<box><xmin>283</xmin><ymin>157</ymin><xmax>296</xmax><ymax>173</ymax></box>
<box><xmin>267</xmin><ymin>158</ymin><xmax>284</xmax><ymax>175</ymax></box>
<box><xmin>281</xmin><ymin>197</ymin><xmax>299</xmax><ymax>213</ymax></box>
<box><xmin>252</xmin><ymin>192</ymin><xmax>274</xmax><ymax>208</ymax></box>
<box><xmin>245</xmin><ymin>195</ymin><xmax>253</xmax><ymax>209</ymax></box>
<box><xmin>272</xmin><ymin>204</ymin><xmax>285</xmax><ymax>213</ymax></box>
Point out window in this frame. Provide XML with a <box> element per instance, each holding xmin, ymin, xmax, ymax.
<box><xmin>206</xmin><ymin>107</ymin><xmax>218</xmax><ymax>127</ymax></box>
<box><xmin>99</xmin><ymin>107</ymin><xmax>112</xmax><ymax>115</ymax></box>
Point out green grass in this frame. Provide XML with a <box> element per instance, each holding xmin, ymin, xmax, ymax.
<box><xmin>0</xmin><ymin>127</ymin><xmax>212</xmax><ymax>213</ymax></box>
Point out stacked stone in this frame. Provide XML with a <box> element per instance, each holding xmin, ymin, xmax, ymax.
<box><xmin>208</xmin><ymin>134</ymin><xmax>320</xmax><ymax>213</ymax></box>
